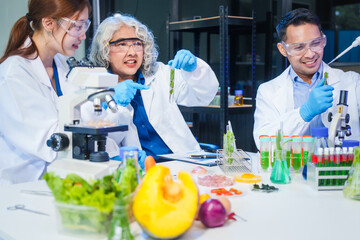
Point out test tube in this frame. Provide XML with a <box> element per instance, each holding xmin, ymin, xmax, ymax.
<box><xmin>348</xmin><ymin>147</ymin><xmax>354</xmax><ymax>166</ymax></box>
<box><xmin>259</xmin><ymin>135</ymin><xmax>270</xmax><ymax>171</ymax></box>
<box><xmin>282</xmin><ymin>136</ymin><xmax>292</xmax><ymax>168</ymax></box>
<box><xmin>302</xmin><ymin>136</ymin><xmax>314</xmax><ymax>166</ymax></box>
<box><xmin>291</xmin><ymin>136</ymin><xmax>302</xmax><ymax>172</ymax></box>
<box><xmin>316</xmin><ymin>148</ymin><xmax>324</xmax><ymax>186</ymax></box>
<box><xmin>323</xmin><ymin>148</ymin><xmax>330</xmax><ymax>186</ymax></box>
<box><xmin>335</xmin><ymin>147</ymin><xmax>342</xmax><ymax>186</ymax></box>
<box><xmin>329</xmin><ymin>147</ymin><xmax>336</xmax><ymax>186</ymax></box>
<box><xmin>270</xmin><ymin>135</ymin><xmax>277</xmax><ymax>168</ymax></box>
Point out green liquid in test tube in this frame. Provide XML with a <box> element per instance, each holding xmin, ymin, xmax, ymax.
<box><xmin>270</xmin><ymin>136</ymin><xmax>277</xmax><ymax>168</ymax></box>
<box><xmin>282</xmin><ymin>136</ymin><xmax>292</xmax><ymax>169</ymax></box>
<box><xmin>292</xmin><ymin>136</ymin><xmax>302</xmax><ymax>172</ymax></box>
<box><xmin>302</xmin><ymin>136</ymin><xmax>314</xmax><ymax>166</ymax></box>
<box><xmin>260</xmin><ymin>136</ymin><xmax>270</xmax><ymax>171</ymax></box>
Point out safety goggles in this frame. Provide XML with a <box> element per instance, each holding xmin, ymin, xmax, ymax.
<box><xmin>108</xmin><ymin>38</ymin><xmax>143</xmax><ymax>53</ymax></box>
<box><xmin>282</xmin><ymin>35</ymin><xmax>327</xmax><ymax>56</ymax></box>
<box><xmin>57</xmin><ymin>17</ymin><xmax>91</xmax><ymax>37</ymax></box>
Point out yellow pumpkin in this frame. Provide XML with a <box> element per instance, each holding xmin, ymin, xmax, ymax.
<box><xmin>132</xmin><ymin>165</ymin><xmax>198</xmax><ymax>239</ymax></box>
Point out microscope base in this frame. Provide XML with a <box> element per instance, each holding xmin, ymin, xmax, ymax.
<box><xmin>47</xmin><ymin>158</ymin><xmax>121</xmax><ymax>180</ymax></box>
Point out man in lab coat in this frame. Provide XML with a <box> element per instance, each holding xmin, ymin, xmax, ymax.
<box><xmin>253</xmin><ymin>8</ymin><xmax>360</xmax><ymax>149</ymax></box>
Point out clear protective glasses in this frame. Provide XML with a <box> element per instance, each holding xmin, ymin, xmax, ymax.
<box><xmin>108</xmin><ymin>38</ymin><xmax>143</xmax><ymax>53</ymax></box>
<box><xmin>282</xmin><ymin>34</ymin><xmax>327</xmax><ymax>56</ymax></box>
<box><xmin>57</xmin><ymin>17</ymin><xmax>91</xmax><ymax>37</ymax></box>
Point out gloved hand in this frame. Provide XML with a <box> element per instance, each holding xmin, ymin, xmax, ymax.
<box><xmin>138</xmin><ymin>150</ymin><xmax>147</xmax><ymax>170</ymax></box>
<box><xmin>113</xmin><ymin>80</ymin><xmax>149</xmax><ymax>107</ymax></box>
<box><xmin>168</xmin><ymin>49</ymin><xmax>197</xmax><ymax>72</ymax></box>
<box><xmin>300</xmin><ymin>78</ymin><xmax>334</xmax><ymax>122</ymax></box>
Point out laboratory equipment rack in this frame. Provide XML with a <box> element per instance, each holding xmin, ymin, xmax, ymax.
<box><xmin>167</xmin><ymin>5</ymin><xmax>256</xmax><ymax>149</ymax></box>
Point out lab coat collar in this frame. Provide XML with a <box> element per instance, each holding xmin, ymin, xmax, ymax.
<box><xmin>271</xmin><ymin>66</ymin><xmax>295</xmax><ymax>112</ymax></box>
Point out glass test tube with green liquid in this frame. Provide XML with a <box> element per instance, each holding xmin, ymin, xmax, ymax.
<box><xmin>292</xmin><ymin>136</ymin><xmax>302</xmax><ymax>172</ymax></box>
<box><xmin>302</xmin><ymin>136</ymin><xmax>314</xmax><ymax>166</ymax></box>
<box><xmin>270</xmin><ymin>136</ymin><xmax>277</xmax><ymax>168</ymax></box>
<box><xmin>260</xmin><ymin>136</ymin><xmax>270</xmax><ymax>171</ymax></box>
<box><xmin>282</xmin><ymin>136</ymin><xmax>292</xmax><ymax>168</ymax></box>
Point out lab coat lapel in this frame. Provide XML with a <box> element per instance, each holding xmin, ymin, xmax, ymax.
<box><xmin>141</xmin><ymin>74</ymin><xmax>156</xmax><ymax>117</ymax></box>
<box><xmin>272</xmin><ymin>67</ymin><xmax>294</xmax><ymax>114</ymax></box>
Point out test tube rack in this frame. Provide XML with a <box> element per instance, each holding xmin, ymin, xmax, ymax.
<box><xmin>307</xmin><ymin>162</ymin><xmax>351</xmax><ymax>191</ymax></box>
<box><xmin>216</xmin><ymin>149</ymin><xmax>252</xmax><ymax>176</ymax></box>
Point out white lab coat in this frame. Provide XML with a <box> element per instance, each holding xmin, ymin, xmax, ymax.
<box><xmin>253</xmin><ymin>62</ymin><xmax>360</xmax><ymax>150</ymax></box>
<box><xmin>0</xmin><ymin>54</ymin><xmax>136</xmax><ymax>185</ymax></box>
<box><xmin>128</xmin><ymin>57</ymin><xmax>219</xmax><ymax>154</ymax></box>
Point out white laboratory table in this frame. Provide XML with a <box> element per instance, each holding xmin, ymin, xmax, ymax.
<box><xmin>1</xmin><ymin>157</ymin><xmax>359</xmax><ymax>240</ymax></box>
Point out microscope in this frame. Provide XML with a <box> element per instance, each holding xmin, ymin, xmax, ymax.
<box><xmin>328</xmin><ymin>90</ymin><xmax>351</xmax><ymax>148</ymax></box>
<box><xmin>47</xmin><ymin>57</ymin><xmax>128</xmax><ymax>180</ymax></box>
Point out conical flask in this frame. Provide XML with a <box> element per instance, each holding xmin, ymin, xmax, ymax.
<box><xmin>270</xmin><ymin>150</ymin><xmax>291</xmax><ymax>184</ymax></box>
<box><xmin>343</xmin><ymin>146</ymin><xmax>360</xmax><ymax>200</ymax></box>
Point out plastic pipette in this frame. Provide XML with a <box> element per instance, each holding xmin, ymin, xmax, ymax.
<box><xmin>328</xmin><ymin>36</ymin><xmax>360</xmax><ymax>65</ymax></box>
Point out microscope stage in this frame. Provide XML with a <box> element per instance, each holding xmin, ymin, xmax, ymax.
<box><xmin>64</xmin><ymin>124</ymin><xmax>128</xmax><ymax>134</ymax></box>
<box><xmin>47</xmin><ymin>158</ymin><xmax>121</xmax><ymax>180</ymax></box>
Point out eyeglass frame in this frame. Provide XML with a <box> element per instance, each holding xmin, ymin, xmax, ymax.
<box><xmin>281</xmin><ymin>34</ymin><xmax>327</xmax><ymax>56</ymax></box>
<box><xmin>108</xmin><ymin>38</ymin><xmax>144</xmax><ymax>53</ymax></box>
<box><xmin>57</xmin><ymin>17</ymin><xmax>91</xmax><ymax>37</ymax></box>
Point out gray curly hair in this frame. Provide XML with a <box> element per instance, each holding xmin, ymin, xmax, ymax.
<box><xmin>88</xmin><ymin>14</ymin><xmax>159</xmax><ymax>77</ymax></box>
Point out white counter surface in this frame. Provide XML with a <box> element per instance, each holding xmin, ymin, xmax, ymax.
<box><xmin>1</xmin><ymin>158</ymin><xmax>359</xmax><ymax>240</ymax></box>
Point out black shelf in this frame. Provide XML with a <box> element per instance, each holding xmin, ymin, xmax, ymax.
<box><xmin>167</xmin><ymin>5</ymin><xmax>256</xmax><ymax>149</ymax></box>
<box><xmin>168</xmin><ymin>16</ymin><xmax>252</xmax><ymax>33</ymax></box>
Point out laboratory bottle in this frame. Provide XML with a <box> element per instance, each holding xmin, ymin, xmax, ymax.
<box><xmin>343</xmin><ymin>146</ymin><xmax>360</xmax><ymax>201</ymax></box>
<box><xmin>234</xmin><ymin>90</ymin><xmax>244</xmax><ymax>106</ymax></box>
<box><xmin>291</xmin><ymin>136</ymin><xmax>302</xmax><ymax>172</ymax></box>
<box><xmin>270</xmin><ymin>135</ymin><xmax>277</xmax><ymax>168</ymax></box>
<box><xmin>282</xmin><ymin>136</ymin><xmax>292</xmax><ymax>168</ymax></box>
<box><xmin>259</xmin><ymin>135</ymin><xmax>270</xmax><ymax>171</ymax></box>
<box><xmin>311</xmin><ymin>127</ymin><xmax>329</xmax><ymax>149</ymax></box>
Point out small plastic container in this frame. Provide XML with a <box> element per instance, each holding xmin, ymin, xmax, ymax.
<box><xmin>55</xmin><ymin>202</ymin><xmax>112</xmax><ymax>239</ymax></box>
<box><xmin>234</xmin><ymin>90</ymin><xmax>244</xmax><ymax>106</ymax></box>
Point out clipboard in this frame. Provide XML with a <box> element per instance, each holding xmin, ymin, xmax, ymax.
<box><xmin>157</xmin><ymin>152</ymin><xmax>218</xmax><ymax>167</ymax></box>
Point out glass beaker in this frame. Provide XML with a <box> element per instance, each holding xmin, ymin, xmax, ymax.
<box><xmin>343</xmin><ymin>146</ymin><xmax>360</xmax><ymax>201</ymax></box>
<box><xmin>270</xmin><ymin>150</ymin><xmax>291</xmax><ymax>184</ymax></box>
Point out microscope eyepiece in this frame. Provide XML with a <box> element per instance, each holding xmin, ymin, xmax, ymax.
<box><xmin>66</xmin><ymin>57</ymin><xmax>79</xmax><ymax>69</ymax></box>
<box><xmin>338</xmin><ymin>90</ymin><xmax>348</xmax><ymax>106</ymax></box>
<box><xmin>79</xmin><ymin>57</ymin><xmax>94</xmax><ymax>67</ymax></box>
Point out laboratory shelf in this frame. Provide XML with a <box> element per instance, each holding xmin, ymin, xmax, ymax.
<box><xmin>167</xmin><ymin>5</ymin><xmax>256</xmax><ymax>150</ymax></box>
<box><xmin>168</xmin><ymin>16</ymin><xmax>252</xmax><ymax>33</ymax></box>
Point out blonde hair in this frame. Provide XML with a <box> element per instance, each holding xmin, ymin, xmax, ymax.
<box><xmin>89</xmin><ymin>14</ymin><xmax>158</xmax><ymax>77</ymax></box>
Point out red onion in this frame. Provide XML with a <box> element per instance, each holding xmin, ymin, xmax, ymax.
<box><xmin>198</xmin><ymin>199</ymin><xmax>227</xmax><ymax>228</ymax></box>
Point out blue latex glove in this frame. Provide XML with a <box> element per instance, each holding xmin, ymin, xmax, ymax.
<box><xmin>168</xmin><ymin>49</ymin><xmax>197</xmax><ymax>72</ymax></box>
<box><xmin>138</xmin><ymin>150</ymin><xmax>147</xmax><ymax>170</ymax></box>
<box><xmin>113</xmin><ymin>80</ymin><xmax>149</xmax><ymax>107</ymax></box>
<box><xmin>300</xmin><ymin>78</ymin><xmax>334</xmax><ymax>122</ymax></box>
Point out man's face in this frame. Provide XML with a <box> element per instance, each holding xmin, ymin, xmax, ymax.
<box><xmin>277</xmin><ymin>23</ymin><xmax>324</xmax><ymax>83</ymax></box>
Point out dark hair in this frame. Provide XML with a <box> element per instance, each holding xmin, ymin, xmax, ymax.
<box><xmin>276</xmin><ymin>8</ymin><xmax>321</xmax><ymax>42</ymax></box>
<box><xmin>0</xmin><ymin>0</ymin><xmax>91</xmax><ymax>63</ymax></box>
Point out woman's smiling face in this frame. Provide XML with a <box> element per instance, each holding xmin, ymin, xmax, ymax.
<box><xmin>108</xmin><ymin>26</ymin><xmax>144</xmax><ymax>82</ymax></box>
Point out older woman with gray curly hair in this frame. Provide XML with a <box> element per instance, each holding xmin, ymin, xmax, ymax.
<box><xmin>89</xmin><ymin>14</ymin><xmax>219</xmax><ymax>161</ymax></box>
